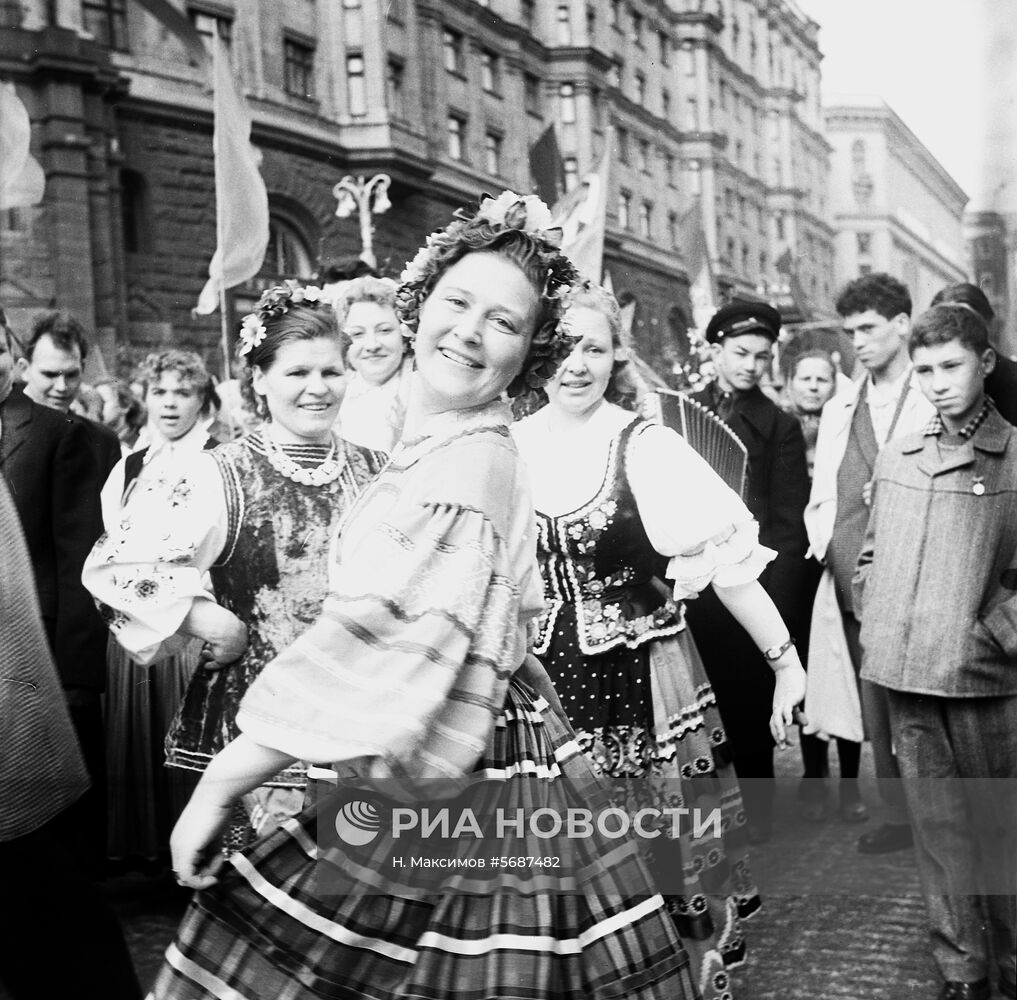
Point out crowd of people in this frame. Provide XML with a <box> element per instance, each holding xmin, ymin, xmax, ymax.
<box><xmin>0</xmin><ymin>193</ymin><xmax>1014</xmax><ymax>1000</ymax></box>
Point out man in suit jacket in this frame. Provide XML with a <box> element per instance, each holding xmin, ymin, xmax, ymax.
<box><xmin>0</xmin><ymin>475</ymin><xmax>141</xmax><ymax>998</ymax></box>
<box><xmin>0</xmin><ymin>317</ymin><xmax>112</xmax><ymax>873</ymax></box>
<box><xmin>685</xmin><ymin>300</ymin><xmax>811</xmax><ymax>843</ymax></box>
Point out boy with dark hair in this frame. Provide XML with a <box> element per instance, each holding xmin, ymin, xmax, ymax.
<box><xmin>854</xmin><ymin>303</ymin><xmax>1017</xmax><ymax>1000</ymax></box>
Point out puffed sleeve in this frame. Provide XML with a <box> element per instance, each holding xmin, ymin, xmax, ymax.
<box><xmin>81</xmin><ymin>452</ymin><xmax>228</xmax><ymax>665</ymax></box>
<box><xmin>236</xmin><ymin>498</ymin><xmax>528</xmax><ymax>799</ymax></box>
<box><xmin>627</xmin><ymin>422</ymin><xmax>775</xmax><ymax>600</ymax></box>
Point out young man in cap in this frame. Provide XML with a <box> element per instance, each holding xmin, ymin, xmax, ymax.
<box><xmin>685</xmin><ymin>299</ymin><xmax>811</xmax><ymax>843</ymax></box>
<box><xmin>805</xmin><ymin>272</ymin><xmax>935</xmax><ymax>854</ymax></box>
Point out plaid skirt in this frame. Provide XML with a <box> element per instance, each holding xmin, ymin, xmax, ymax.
<box><xmin>148</xmin><ymin>673</ymin><xmax>700</xmax><ymax>1000</ymax></box>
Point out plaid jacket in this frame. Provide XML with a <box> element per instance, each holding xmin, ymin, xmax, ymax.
<box><xmin>854</xmin><ymin>407</ymin><xmax>1017</xmax><ymax>696</ymax></box>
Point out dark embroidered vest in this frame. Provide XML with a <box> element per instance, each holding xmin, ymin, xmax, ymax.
<box><xmin>532</xmin><ymin>418</ymin><xmax>683</xmax><ymax>656</ymax></box>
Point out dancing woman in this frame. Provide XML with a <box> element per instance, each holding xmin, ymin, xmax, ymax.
<box><xmin>84</xmin><ymin>290</ymin><xmax>385</xmax><ymax>846</ymax></box>
<box><xmin>144</xmin><ymin>193</ymin><xmax>704</xmax><ymax>999</ymax></box>
<box><xmin>512</xmin><ymin>281</ymin><xmax>807</xmax><ymax>1000</ymax></box>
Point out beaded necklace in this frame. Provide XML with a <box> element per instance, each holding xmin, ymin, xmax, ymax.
<box><xmin>262</xmin><ymin>432</ymin><xmax>343</xmax><ymax>487</ymax></box>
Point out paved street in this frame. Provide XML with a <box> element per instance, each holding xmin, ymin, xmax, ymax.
<box><xmin>97</xmin><ymin>732</ymin><xmax>967</xmax><ymax>999</ymax></box>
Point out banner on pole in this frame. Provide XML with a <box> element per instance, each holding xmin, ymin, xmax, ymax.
<box><xmin>0</xmin><ymin>82</ymin><xmax>45</xmax><ymax>211</ymax></box>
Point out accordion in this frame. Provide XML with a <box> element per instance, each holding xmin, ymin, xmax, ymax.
<box><xmin>645</xmin><ymin>388</ymin><xmax>749</xmax><ymax>501</ymax></box>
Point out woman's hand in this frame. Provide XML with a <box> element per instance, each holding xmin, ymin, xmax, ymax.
<box><xmin>182</xmin><ymin>600</ymin><xmax>249</xmax><ymax>669</ymax></box>
<box><xmin>770</xmin><ymin>658</ymin><xmax>807</xmax><ymax>748</ymax></box>
<box><xmin>170</xmin><ymin>791</ymin><xmax>231</xmax><ymax>890</ymax></box>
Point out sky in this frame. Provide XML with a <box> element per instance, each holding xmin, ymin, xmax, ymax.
<box><xmin>797</xmin><ymin>0</ymin><xmax>1017</xmax><ymax>211</ymax></box>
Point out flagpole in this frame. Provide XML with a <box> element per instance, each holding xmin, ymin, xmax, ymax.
<box><xmin>210</xmin><ymin>35</ymin><xmax>237</xmax><ymax>439</ymax></box>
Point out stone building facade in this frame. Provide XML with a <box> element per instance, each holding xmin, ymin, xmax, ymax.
<box><xmin>825</xmin><ymin>97</ymin><xmax>968</xmax><ymax>313</ymax></box>
<box><xmin>1</xmin><ymin>0</ymin><xmax>834</xmax><ymax>377</ymax></box>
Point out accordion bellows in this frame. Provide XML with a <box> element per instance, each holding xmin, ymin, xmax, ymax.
<box><xmin>649</xmin><ymin>389</ymin><xmax>749</xmax><ymax>501</ymax></box>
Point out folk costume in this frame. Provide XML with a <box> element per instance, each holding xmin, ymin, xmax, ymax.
<box><xmin>513</xmin><ymin>400</ymin><xmax>773</xmax><ymax>1000</ymax></box>
<box><xmin>84</xmin><ymin>430</ymin><xmax>385</xmax><ymax>847</ymax></box>
<box><xmin>146</xmin><ymin>398</ymin><xmax>700</xmax><ymax>1000</ymax></box>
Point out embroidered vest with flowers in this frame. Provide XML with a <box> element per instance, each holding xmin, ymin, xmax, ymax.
<box><xmin>532</xmin><ymin>418</ymin><xmax>684</xmax><ymax>656</ymax></box>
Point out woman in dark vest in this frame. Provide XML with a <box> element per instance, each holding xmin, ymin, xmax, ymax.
<box><xmin>512</xmin><ymin>281</ymin><xmax>806</xmax><ymax>1000</ymax></box>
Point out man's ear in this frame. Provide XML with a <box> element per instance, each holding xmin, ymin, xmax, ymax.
<box><xmin>15</xmin><ymin>356</ymin><xmax>28</xmax><ymax>377</ymax></box>
<box><xmin>982</xmin><ymin>347</ymin><xmax>997</xmax><ymax>377</ymax></box>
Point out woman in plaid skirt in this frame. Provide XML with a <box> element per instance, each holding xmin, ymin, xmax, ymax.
<box><xmin>149</xmin><ymin>194</ymin><xmax>703</xmax><ymax>1000</ymax></box>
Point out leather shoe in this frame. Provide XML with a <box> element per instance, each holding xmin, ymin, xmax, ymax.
<box><xmin>937</xmin><ymin>979</ymin><xmax>990</xmax><ymax>1000</ymax></box>
<box><xmin>857</xmin><ymin>822</ymin><xmax>913</xmax><ymax>854</ymax></box>
<box><xmin>746</xmin><ymin>817</ymin><xmax>773</xmax><ymax>845</ymax></box>
<box><xmin>999</xmin><ymin>973</ymin><xmax>1016</xmax><ymax>1000</ymax></box>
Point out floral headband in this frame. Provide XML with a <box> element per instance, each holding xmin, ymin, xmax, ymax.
<box><xmin>400</xmin><ymin>191</ymin><xmax>566</xmax><ymax>294</ymax></box>
<box><xmin>238</xmin><ymin>280</ymin><xmax>326</xmax><ymax>357</ymax></box>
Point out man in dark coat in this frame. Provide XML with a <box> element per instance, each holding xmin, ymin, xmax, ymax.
<box><xmin>684</xmin><ymin>300</ymin><xmax>811</xmax><ymax>843</ymax></box>
<box><xmin>0</xmin><ymin>316</ymin><xmax>112</xmax><ymax>873</ymax></box>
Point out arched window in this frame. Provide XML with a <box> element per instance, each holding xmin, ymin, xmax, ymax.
<box><xmin>261</xmin><ymin>214</ymin><xmax>314</xmax><ymax>280</ymax></box>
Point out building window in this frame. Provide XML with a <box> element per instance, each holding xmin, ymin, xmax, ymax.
<box><xmin>662</xmin><ymin>87</ymin><xmax>671</xmax><ymax>120</ymax></box>
<box><xmin>759</xmin><ymin>250</ymin><xmax>768</xmax><ymax>275</ymax></box>
<box><xmin>633</xmin><ymin>71</ymin><xmax>646</xmax><ymax>105</ymax></box>
<box><xmin>608</xmin><ymin>60</ymin><xmax>622</xmax><ymax>88</ymax></box>
<box><xmin>447</xmin><ymin>114</ymin><xmax>466</xmax><ymax>160</ymax></box>
<box><xmin>616</xmin><ymin>126</ymin><xmax>629</xmax><ymax>164</ymax></box>
<box><xmin>481</xmin><ymin>50</ymin><xmax>501</xmax><ymax>93</ymax></box>
<box><xmin>484</xmin><ymin>131</ymin><xmax>502</xmax><ymax>175</ymax></box>
<box><xmin>521</xmin><ymin>0</ymin><xmax>535</xmax><ymax>31</ymax></box>
<box><xmin>83</xmin><ymin>0</ymin><xmax>127</xmax><ymax>49</ymax></box>
<box><xmin>591</xmin><ymin>86</ymin><xmax>604</xmax><ymax>130</ymax></box>
<box><xmin>726</xmin><ymin>236</ymin><xmax>735</xmax><ymax>262</ymax></box>
<box><xmin>559</xmin><ymin>82</ymin><xmax>576</xmax><ymax>124</ymax></box>
<box><xmin>262</xmin><ymin>214</ymin><xmax>314</xmax><ymax>280</ymax></box>
<box><xmin>741</xmin><ymin>243</ymin><xmax>750</xmax><ymax>273</ymax></box>
<box><xmin>637</xmin><ymin>138</ymin><xmax>649</xmax><ymax>173</ymax></box>
<box><xmin>284</xmin><ymin>38</ymin><xmax>316</xmax><ymax>99</ymax></box>
<box><xmin>586</xmin><ymin>4</ymin><xmax>596</xmax><ymax>40</ymax></box>
<box><xmin>119</xmin><ymin>168</ymin><xmax>147</xmax><ymax>253</ymax></box>
<box><xmin>734</xmin><ymin>139</ymin><xmax>743</xmax><ymax>165</ymax></box>
<box><xmin>630</xmin><ymin>10</ymin><xmax>642</xmax><ymax>46</ymax></box>
<box><xmin>442</xmin><ymin>28</ymin><xmax>464</xmax><ymax>75</ymax></box>
<box><xmin>564</xmin><ymin>156</ymin><xmax>579</xmax><ymax>191</ymax></box>
<box><xmin>658</xmin><ymin>30</ymin><xmax>669</xmax><ymax>65</ymax></box>
<box><xmin>685</xmin><ymin>95</ymin><xmax>698</xmax><ymax>130</ymax></box>
<box><xmin>609</xmin><ymin>0</ymin><xmax>620</xmax><ymax>28</ymax></box>
<box><xmin>857</xmin><ymin>232</ymin><xmax>872</xmax><ymax>254</ymax></box>
<box><xmin>639</xmin><ymin>201</ymin><xmax>652</xmax><ymax>238</ymax></box>
<box><xmin>556</xmin><ymin>3</ymin><xmax>571</xmax><ymax>44</ymax></box>
<box><xmin>667</xmin><ymin>210</ymin><xmax>678</xmax><ymax>249</ymax></box>
<box><xmin>346</xmin><ymin>53</ymin><xmax>366</xmax><ymax>116</ymax></box>
<box><xmin>775</xmin><ymin>211</ymin><xmax>785</xmax><ymax>240</ymax></box>
<box><xmin>664</xmin><ymin>152</ymin><xmax>675</xmax><ymax>186</ymax></box>
<box><xmin>387</xmin><ymin>59</ymin><xmax>405</xmax><ymax>119</ymax></box>
<box><xmin>687</xmin><ymin>158</ymin><xmax>701</xmax><ymax>195</ymax></box>
<box><xmin>189</xmin><ymin>8</ymin><xmax>231</xmax><ymax>50</ymax></box>
<box><xmin>618</xmin><ymin>190</ymin><xmax>632</xmax><ymax>230</ymax></box>
<box><xmin>524</xmin><ymin>73</ymin><xmax>541</xmax><ymax>115</ymax></box>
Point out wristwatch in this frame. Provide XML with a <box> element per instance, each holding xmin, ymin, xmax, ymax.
<box><xmin>762</xmin><ymin>636</ymin><xmax>795</xmax><ymax>662</ymax></box>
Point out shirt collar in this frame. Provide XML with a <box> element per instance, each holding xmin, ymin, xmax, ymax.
<box><xmin>923</xmin><ymin>396</ymin><xmax>995</xmax><ymax>441</ymax></box>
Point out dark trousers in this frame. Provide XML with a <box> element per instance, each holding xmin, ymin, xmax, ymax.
<box><xmin>685</xmin><ymin>589</ymin><xmax>775</xmax><ymax>822</ymax></box>
<box><xmin>887</xmin><ymin>689</ymin><xmax>1017</xmax><ymax>983</ymax></box>
<box><xmin>0</xmin><ymin>819</ymin><xmax>141</xmax><ymax>999</ymax></box>
<box><xmin>841</xmin><ymin>609</ymin><xmax>908</xmax><ymax>824</ymax></box>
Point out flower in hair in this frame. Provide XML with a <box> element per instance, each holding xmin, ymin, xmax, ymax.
<box><xmin>238</xmin><ymin>313</ymin><xmax>267</xmax><ymax>356</ymax></box>
<box><xmin>477</xmin><ymin>191</ymin><xmax>557</xmax><ymax>238</ymax></box>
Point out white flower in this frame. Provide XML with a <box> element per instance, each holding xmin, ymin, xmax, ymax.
<box><xmin>400</xmin><ymin>245</ymin><xmax>432</xmax><ymax>284</ymax></box>
<box><xmin>302</xmin><ymin>285</ymin><xmax>323</xmax><ymax>303</ymax></box>
<box><xmin>238</xmin><ymin>313</ymin><xmax>267</xmax><ymax>356</ymax></box>
<box><xmin>290</xmin><ymin>286</ymin><xmax>306</xmax><ymax>303</ymax></box>
<box><xmin>478</xmin><ymin>190</ymin><xmax>554</xmax><ymax>232</ymax></box>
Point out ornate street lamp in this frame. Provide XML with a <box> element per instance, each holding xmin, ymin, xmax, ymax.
<box><xmin>332</xmin><ymin>173</ymin><xmax>392</xmax><ymax>269</ymax></box>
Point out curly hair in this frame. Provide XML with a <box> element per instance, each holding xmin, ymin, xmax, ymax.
<box><xmin>236</xmin><ymin>299</ymin><xmax>349</xmax><ymax>414</ymax></box>
<box><xmin>395</xmin><ymin>201</ymin><xmax>580</xmax><ymax>402</ymax></box>
<box><xmin>559</xmin><ymin>281</ymin><xmax>640</xmax><ymax>410</ymax></box>
<box><xmin>136</xmin><ymin>349</ymin><xmax>215</xmax><ymax>411</ymax></box>
<box><xmin>334</xmin><ymin>276</ymin><xmax>410</xmax><ymax>361</ymax></box>
<box><xmin>835</xmin><ymin>272</ymin><xmax>912</xmax><ymax>320</ymax></box>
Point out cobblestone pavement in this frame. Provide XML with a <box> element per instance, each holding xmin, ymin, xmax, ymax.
<box><xmin>99</xmin><ymin>736</ymin><xmax>996</xmax><ymax>999</ymax></box>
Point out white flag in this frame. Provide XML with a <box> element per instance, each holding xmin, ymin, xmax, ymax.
<box><xmin>0</xmin><ymin>81</ymin><xmax>45</xmax><ymax>210</ymax></box>
<box><xmin>195</xmin><ymin>36</ymin><xmax>270</xmax><ymax>314</ymax></box>
<box><xmin>552</xmin><ymin>131</ymin><xmax>611</xmax><ymax>282</ymax></box>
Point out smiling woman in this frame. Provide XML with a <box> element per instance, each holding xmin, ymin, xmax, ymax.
<box><xmin>83</xmin><ymin>284</ymin><xmax>387</xmax><ymax>853</ymax></box>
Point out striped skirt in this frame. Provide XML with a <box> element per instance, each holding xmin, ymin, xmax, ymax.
<box><xmin>148</xmin><ymin>672</ymin><xmax>700</xmax><ymax>1000</ymax></box>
